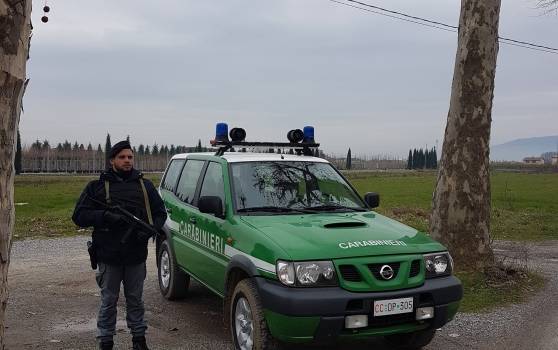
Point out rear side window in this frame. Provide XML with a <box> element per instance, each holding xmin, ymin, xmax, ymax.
<box><xmin>199</xmin><ymin>162</ymin><xmax>225</xmax><ymax>206</ymax></box>
<box><xmin>161</xmin><ymin>159</ymin><xmax>185</xmax><ymax>192</ymax></box>
<box><xmin>175</xmin><ymin>160</ymin><xmax>205</xmax><ymax>205</ymax></box>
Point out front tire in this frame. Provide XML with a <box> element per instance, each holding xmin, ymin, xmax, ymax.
<box><xmin>384</xmin><ymin>329</ymin><xmax>436</xmax><ymax>350</ymax></box>
<box><xmin>157</xmin><ymin>240</ymin><xmax>189</xmax><ymax>300</ymax></box>
<box><xmin>230</xmin><ymin>279</ymin><xmax>277</xmax><ymax>350</ymax></box>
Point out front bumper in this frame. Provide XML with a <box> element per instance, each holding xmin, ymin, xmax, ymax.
<box><xmin>255</xmin><ymin>275</ymin><xmax>462</xmax><ymax>343</ymax></box>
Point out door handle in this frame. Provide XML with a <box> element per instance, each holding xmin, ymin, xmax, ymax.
<box><xmin>189</xmin><ymin>217</ymin><xmax>197</xmax><ymax>224</ymax></box>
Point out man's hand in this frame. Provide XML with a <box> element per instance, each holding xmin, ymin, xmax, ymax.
<box><xmin>103</xmin><ymin>210</ymin><xmax>126</xmax><ymax>226</ymax></box>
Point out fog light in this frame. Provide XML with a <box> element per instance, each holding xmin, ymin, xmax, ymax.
<box><xmin>416</xmin><ymin>307</ymin><xmax>434</xmax><ymax>320</ymax></box>
<box><xmin>345</xmin><ymin>315</ymin><xmax>368</xmax><ymax>329</ymax></box>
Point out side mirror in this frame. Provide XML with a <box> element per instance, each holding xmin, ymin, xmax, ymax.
<box><xmin>364</xmin><ymin>192</ymin><xmax>380</xmax><ymax>209</ymax></box>
<box><xmin>198</xmin><ymin>196</ymin><xmax>224</xmax><ymax>218</ymax></box>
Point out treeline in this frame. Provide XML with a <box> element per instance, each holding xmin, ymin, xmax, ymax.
<box><xmin>17</xmin><ymin>132</ymin><xmax>208</xmax><ymax>174</ymax></box>
<box><xmin>406</xmin><ymin>147</ymin><xmax>438</xmax><ymax>170</ymax></box>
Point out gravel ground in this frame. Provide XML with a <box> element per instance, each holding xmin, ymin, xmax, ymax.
<box><xmin>6</xmin><ymin>236</ymin><xmax>558</xmax><ymax>349</ymax></box>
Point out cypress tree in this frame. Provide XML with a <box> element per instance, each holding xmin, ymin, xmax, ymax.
<box><xmin>433</xmin><ymin>147</ymin><xmax>438</xmax><ymax>169</ymax></box>
<box><xmin>407</xmin><ymin>149</ymin><xmax>412</xmax><ymax>170</ymax></box>
<box><xmin>105</xmin><ymin>133</ymin><xmax>112</xmax><ymax>169</ymax></box>
<box><xmin>196</xmin><ymin>139</ymin><xmax>202</xmax><ymax>152</ymax></box>
<box><xmin>63</xmin><ymin>140</ymin><xmax>71</xmax><ymax>151</ymax></box>
<box><xmin>15</xmin><ymin>129</ymin><xmax>22</xmax><ymax>175</ymax></box>
<box><xmin>424</xmin><ymin>149</ymin><xmax>432</xmax><ymax>169</ymax></box>
<box><xmin>346</xmin><ymin>148</ymin><xmax>352</xmax><ymax>170</ymax></box>
<box><xmin>412</xmin><ymin>149</ymin><xmax>418</xmax><ymax>169</ymax></box>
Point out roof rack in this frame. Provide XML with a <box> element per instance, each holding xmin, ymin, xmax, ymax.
<box><xmin>213</xmin><ymin>141</ymin><xmax>320</xmax><ymax>157</ymax></box>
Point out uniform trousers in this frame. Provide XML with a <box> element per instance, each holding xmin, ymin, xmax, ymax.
<box><xmin>95</xmin><ymin>262</ymin><xmax>147</xmax><ymax>342</ymax></box>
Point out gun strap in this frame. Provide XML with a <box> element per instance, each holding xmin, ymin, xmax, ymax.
<box><xmin>139</xmin><ymin>178</ymin><xmax>154</xmax><ymax>225</ymax></box>
<box><xmin>103</xmin><ymin>178</ymin><xmax>153</xmax><ymax>225</ymax></box>
<box><xmin>104</xmin><ymin>181</ymin><xmax>112</xmax><ymax>205</ymax></box>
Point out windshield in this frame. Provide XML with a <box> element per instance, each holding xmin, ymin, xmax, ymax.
<box><xmin>231</xmin><ymin>161</ymin><xmax>366</xmax><ymax>214</ymax></box>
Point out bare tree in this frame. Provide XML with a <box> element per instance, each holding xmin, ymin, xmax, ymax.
<box><xmin>430</xmin><ymin>0</ymin><xmax>501</xmax><ymax>270</ymax></box>
<box><xmin>0</xmin><ymin>0</ymin><xmax>32</xmax><ymax>346</ymax></box>
<box><xmin>537</xmin><ymin>0</ymin><xmax>558</xmax><ymax>13</ymax></box>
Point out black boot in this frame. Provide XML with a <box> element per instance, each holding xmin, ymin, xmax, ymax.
<box><xmin>98</xmin><ymin>340</ymin><xmax>113</xmax><ymax>350</ymax></box>
<box><xmin>132</xmin><ymin>336</ymin><xmax>149</xmax><ymax>350</ymax></box>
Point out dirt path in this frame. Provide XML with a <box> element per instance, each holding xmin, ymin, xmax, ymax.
<box><xmin>5</xmin><ymin>237</ymin><xmax>558</xmax><ymax>349</ymax></box>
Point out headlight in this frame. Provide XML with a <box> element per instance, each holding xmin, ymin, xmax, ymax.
<box><xmin>276</xmin><ymin>260</ymin><xmax>337</xmax><ymax>287</ymax></box>
<box><xmin>276</xmin><ymin>261</ymin><xmax>295</xmax><ymax>286</ymax></box>
<box><xmin>423</xmin><ymin>252</ymin><xmax>453</xmax><ymax>278</ymax></box>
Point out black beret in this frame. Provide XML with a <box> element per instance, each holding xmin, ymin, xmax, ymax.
<box><xmin>109</xmin><ymin>140</ymin><xmax>132</xmax><ymax>159</ymax></box>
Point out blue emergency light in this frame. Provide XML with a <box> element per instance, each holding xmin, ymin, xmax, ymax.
<box><xmin>215</xmin><ymin>123</ymin><xmax>229</xmax><ymax>142</ymax></box>
<box><xmin>303</xmin><ymin>126</ymin><xmax>315</xmax><ymax>143</ymax></box>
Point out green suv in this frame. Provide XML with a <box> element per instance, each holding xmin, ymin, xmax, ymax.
<box><xmin>156</xmin><ymin>127</ymin><xmax>462</xmax><ymax>349</ymax></box>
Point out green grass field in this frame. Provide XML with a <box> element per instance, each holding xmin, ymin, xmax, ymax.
<box><xmin>14</xmin><ymin>171</ymin><xmax>558</xmax><ymax>241</ymax></box>
<box><xmin>348</xmin><ymin>171</ymin><xmax>558</xmax><ymax>241</ymax></box>
<box><xmin>13</xmin><ymin>174</ymin><xmax>162</xmax><ymax>240</ymax></box>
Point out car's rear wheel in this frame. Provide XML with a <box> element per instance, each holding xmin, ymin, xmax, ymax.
<box><xmin>384</xmin><ymin>329</ymin><xmax>436</xmax><ymax>350</ymax></box>
<box><xmin>158</xmin><ymin>240</ymin><xmax>189</xmax><ymax>300</ymax></box>
<box><xmin>230</xmin><ymin>279</ymin><xmax>277</xmax><ymax>350</ymax></box>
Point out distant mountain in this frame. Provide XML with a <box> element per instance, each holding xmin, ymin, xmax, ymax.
<box><xmin>491</xmin><ymin>136</ymin><xmax>558</xmax><ymax>161</ymax></box>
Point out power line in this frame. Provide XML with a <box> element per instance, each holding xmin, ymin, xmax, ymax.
<box><xmin>327</xmin><ymin>0</ymin><xmax>558</xmax><ymax>55</ymax></box>
<box><xmin>345</xmin><ymin>0</ymin><xmax>458</xmax><ymax>30</ymax></box>
<box><xmin>328</xmin><ymin>0</ymin><xmax>457</xmax><ymax>33</ymax></box>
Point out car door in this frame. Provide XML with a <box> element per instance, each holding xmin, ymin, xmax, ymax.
<box><xmin>192</xmin><ymin>161</ymin><xmax>229</xmax><ymax>293</ymax></box>
<box><xmin>159</xmin><ymin>158</ymin><xmax>185</xmax><ymax>231</ymax></box>
<box><xmin>172</xmin><ymin>159</ymin><xmax>206</xmax><ymax>275</ymax></box>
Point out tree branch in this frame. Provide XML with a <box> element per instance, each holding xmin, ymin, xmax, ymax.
<box><xmin>537</xmin><ymin>0</ymin><xmax>558</xmax><ymax>14</ymax></box>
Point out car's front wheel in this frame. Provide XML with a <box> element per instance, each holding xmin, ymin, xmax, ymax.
<box><xmin>384</xmin><ymin>329</ymin><xmax>436</xmax><ymax>350</ymax></box>
<box><xmin>230</xmin><ymin>279</ymin><xmax>277</xmax><ymax>350</ymax></box>
<box><xmin>157</xmin><ymin>240</ymin><xmax>190</xmax><ymax>300</ymax></box>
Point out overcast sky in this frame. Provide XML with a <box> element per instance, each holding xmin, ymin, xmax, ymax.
<box><xmin>21</xmin><ymin>0</ymin><xmax>557</xmax><ymax>157</ymax></box>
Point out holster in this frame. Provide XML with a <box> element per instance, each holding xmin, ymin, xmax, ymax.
<box><xmin>87</xmin><ymin>240</ymin><xmax>98</xmax><ymax>270</ymax></box>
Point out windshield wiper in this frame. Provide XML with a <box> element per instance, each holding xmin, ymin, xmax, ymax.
<box><xmin>237</xmin><ymin>206</ymin><xmax>315</xmax><ymax>214</ymax></box>
<box><xmin>305</xmin><ymin>204</ymin><xmax>367</xmax><ymax>212</ymax></box>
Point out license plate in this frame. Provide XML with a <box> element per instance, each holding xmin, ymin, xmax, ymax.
<box><xmin>373</xmin><ymin>297</ymin><xmax>414</xmax><ymax>317</ymax></box>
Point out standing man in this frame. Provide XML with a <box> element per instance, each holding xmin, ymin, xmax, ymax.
<box><xmin>72</xmin><ymin>140</ymin><xmax>167</xmax><ymax>350</ymax></box>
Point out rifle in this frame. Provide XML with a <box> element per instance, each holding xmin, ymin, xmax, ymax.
<box><xmin>86</xmin><ymin>194</ymin><xmax>160</xmax><ymax>244</ymax></box>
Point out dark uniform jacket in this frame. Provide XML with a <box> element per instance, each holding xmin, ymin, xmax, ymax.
<box><xmin>72</xmin><ymin>169</ymin><xmax>167</xmax><ymax>265</ymax></box>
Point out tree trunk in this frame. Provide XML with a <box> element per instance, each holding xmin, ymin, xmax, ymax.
<box><xmin>0</xmin><ymin>0</ymin><xmax>32</xmax><ymax>347</ymax></box>
<box><xmin>430</xmin><ymin>0</ymin><xmax>500</xmax><ymax>271</ymax></box>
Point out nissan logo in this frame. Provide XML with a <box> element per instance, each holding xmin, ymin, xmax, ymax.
<box><xmin>379</xmin><ymin>265</ymin><xmax>395</xmax><ymax>280</ymax></box>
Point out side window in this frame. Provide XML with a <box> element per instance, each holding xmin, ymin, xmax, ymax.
<box><xmin>161</xmin><ymin>159</ymin><xmax>185</xmax><ymax>192</ymax></box>
<box><xmin>175</xmin><ymin>160</ymin><xmax>205</xmax><ymax>205</ymax></box>
<box><xmin>199</xmin><ymin>162</ymin><xmax>225</xmax><ymax>206</ymax></box>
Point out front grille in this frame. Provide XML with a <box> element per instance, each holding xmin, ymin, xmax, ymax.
<box><xmin>409</xmin><ymin>260</ymin><xmax>421</xmax><ymax>277</ymax></box>
<box><xmin>339</xmin><ymin>265</ymin><xmax>362</xmax><ymax>282</ymax></box>
<box><xmin>368</xmin><ymin>263</ymin><xmax>401</xmax><ymax>280</ymax></box>
<box><xmin>369</xmin><ymin>312</ymin><xmax>416</xmax><ymax>327</ymax></box>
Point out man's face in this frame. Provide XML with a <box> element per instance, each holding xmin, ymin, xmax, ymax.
<box><xmin>111</xmin><ymin>149</ymin><xmax>134</xmax><ymax>172</ymax></box>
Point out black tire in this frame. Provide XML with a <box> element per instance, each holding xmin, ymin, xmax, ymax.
<box><xmin>157</xmin><ymin>240</ymin><xmax>190</xmax><ymax>300</ymax></box>
<box><xmin>384</xmin><ymin>329</ymin><xmax>436</xmax><ymax>350</ymax></box>
<box><xmin>230</xmin><ymin>279</ymin><xmax>277</xmax><ymax>350</ymax></box>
